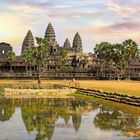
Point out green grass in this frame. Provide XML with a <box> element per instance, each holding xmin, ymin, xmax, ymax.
<box><xmin>74</xmin><ymin>92</ymin><xmax>140</xmax><ymax>115</ymax></box>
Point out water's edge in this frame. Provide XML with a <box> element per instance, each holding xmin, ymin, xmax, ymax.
<box><xmin>60</xmin><ymin>84</ymin><xmax>140</xmax><ymax>107</ymax></box>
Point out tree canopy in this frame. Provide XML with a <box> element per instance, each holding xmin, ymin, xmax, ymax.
<box><xmin>22</xmin><ymin>37</ymin><xmax>49</xmax><ymax>84</ymax></box>
<box><xmin>94</xmin><ymin>39</ymin><xmax>139</xmax><ymax>79</ymax></box>
<box><xmin>7</xmin><ymin>50</ymin><xmax>16</xmax><ymax>72</ymax></box>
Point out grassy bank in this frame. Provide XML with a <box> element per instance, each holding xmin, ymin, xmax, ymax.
<box><xmin>0</xmin><ymin>80</ymin><xmax>140</xmax><ymax>96</ymax></box>
<box><xmin>74</xmin><ymin>93</ymin><xmax>140</xmax><ymax>115</ymax></box>
<box><xmin>53</xmin><ymin>80</ymin><xmax>140</xmax><ymax>96</ymax></box>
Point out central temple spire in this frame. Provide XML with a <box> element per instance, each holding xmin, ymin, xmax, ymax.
<box><xmin>44</xmin><ymin>22</ymin><xmax>56</xmax><ymax>44</ymax></box>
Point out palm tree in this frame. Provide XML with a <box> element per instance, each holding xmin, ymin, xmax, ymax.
<box><xmin>21</xmin><ymin>37</ymin><xmax>48</xmax><ymax>84</ymax></box>
<box><xmin>35</xmin><ymin>37</ymin><xmax>48</xmax><ymax>84</ymax></box>
<box><xmin>94</xmin><ymin>42</ymin><xmax>112</xmax><ymax>78</ymax></box>
<box><xmin>22</xmin><ymin>47</ymin><xmax>35</xmax><ymax>71</ymax></box>
<box><xmin>94</xmin><ymin>39</ymin><xmax>139</xmax><ymax>80</ymax></box>
<box><xmin>111</xmin><ymin>43</ymin><xmax>125</xmax><ymax>80</ymax></box>
<box><xmin>7</xmin><ymin>50</ymin><xmax>16</xmax><ymax>72</ymax></box>
<box><xmin>30</xmin><ymin>37</ymin><xmax>48</xmax><ymax>84</ymax></box>
<box><xmin>122</xmin><ymin>39</ymin><xmax>139</xmax><ymax>79</ymax></box>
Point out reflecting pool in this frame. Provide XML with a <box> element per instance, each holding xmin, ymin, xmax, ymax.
<box><xmin>0</xmin><ymin>98</ymin><xmax>139</xmax><ymax>140</ymax></box>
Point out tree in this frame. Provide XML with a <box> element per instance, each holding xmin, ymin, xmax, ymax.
<box><xmin>59</xmin><ymin>48</ymin><xmax>68</xmax><ymax>68</ymax></box>
<box><xmin>7</xmin><ymin>50</ymin><xmax>16</xmax><ymax>72</ymax></box>
<box><xmin>34</xmin><ymin>37</ymin><xmax>49</xmax><ymax>84</ymax></box>
<box><xmin>94</xmin><ymin>39</ymin><xmax>139</xmax><ymax>80</ymax></box>
<box><xmin>22</xmin><ymin>47</ymin><xmax>35</xmax><ymax>71</ymax></box>
<box><xmin>111</xmin><ymin>43</ymin><xmax>127</xmax><ymax>80</ymax></box>
<box><xmin>62</xmin><ymin>65</ymin><xmax>74</xmax><ymax>73</ymax></box>
<box><xmin>52</xmin><ymin>48</ymin><xmax>67</xmax><ymax>72</ymax></box>
<box><xmin>21</xmin><ymin>37</ymin><xmax>49</xmax><ymax>84</ymax></box>
<box><xmin>94</xmin><ymin>42</ymin><xmax>112</xmax><ymax>77</ymax></box>
<box><xmin>122</xmin><ymin>39</ymin><xmax>139</xmax><ymax>79</ymax></box>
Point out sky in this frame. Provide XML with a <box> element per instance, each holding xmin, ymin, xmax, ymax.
<box><xmin>0</xmin><ymin>0</ymin><xmax>140</xmax><ymax>55</ymax></box>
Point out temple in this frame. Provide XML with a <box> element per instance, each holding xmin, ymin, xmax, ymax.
<box><xmin>21</xmin><ymin>30</ymin><xmax>34</xmax><ymax>53</ymax></box>
<box><xmin>0</xmin><ymin>22</ymin><xmax>140</xmax><ymax>79</ymax></box>
<box><xmin>0</xmin><ymin>42</ymin><xmax>12</xmax><ymax>58</ymax></box>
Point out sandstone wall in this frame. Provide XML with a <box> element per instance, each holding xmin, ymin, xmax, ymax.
<box><xmin>5</xmin><ymin>88</ymin><xmax>76</xmax><ymax>98</ymax></box>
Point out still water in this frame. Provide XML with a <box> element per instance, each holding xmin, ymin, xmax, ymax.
<box><xmin>0</xmin><ymin>98</ymin><xmax>139</xmax><ymax>140</ymax></box>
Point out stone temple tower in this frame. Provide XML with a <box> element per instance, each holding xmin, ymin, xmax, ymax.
<box><xmin>63</xmin><ymin>38</ymin><xmax>71</xmax><ymax>49</ymax></box>
<box><xmin>45</xmin><ymin>22</ymin><xmax>56</xmax><ymax>45</ymax></box>
<box><xmin>21</xmin><ymin>30</ymin><xmax>34</xmax><ymax>53</ymax></box>
<box><xmin>73</xmin><ymin>32</ymin><xmax>83</xmax><ymax>53</ymax></box>
<box><xmin>44</xmin><ymin>22</ymin><xmax>58</xmax><ymax>54</ymax></box>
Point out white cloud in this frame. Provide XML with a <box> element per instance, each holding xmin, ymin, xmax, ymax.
<box><xmin>107</xmin><ymin>0</ymin><xmax>140</xmax><ymax>19</ymax></box>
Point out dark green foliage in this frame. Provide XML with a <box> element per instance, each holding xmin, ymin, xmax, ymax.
<box><xmin>62</xmin><ymin>65</ymin><xmax>74</xmax><ymax>73</ymax></box>
<box><xmin>94</xmin><ymin>39</ymin><xmax>139</xmax><ymax>79</ymax></box>
<box><xmin>22</xmin><ymin>37</ymin><xmax>49</xmax><ymax>84</ymax></box>
<box><xmin>0</xmin><ymin>86</ymin><xmax>5</xmax><ymax>96</ymax></box>
<box><xmin>7</xmin><ymin>50</ymin><xmax>16</xmax><ymax>61</ymax></box>
<box><xmin>22</xmin><ymin>46</ymin><xmax>36</xmax><ymax>65</ymax></box>
<box><xmin>7</xmin><ymin>50</ymin><xmax>16</xmax><ymax>72</ymax></box>
<box><xmin>59</xmin><ymin>48</ymin><xmax>67</xmax><ymax>59</ymax></box>
<box><xmin>59</xmin><ymin>48</ymin><xmax>68</xmax><ymax>67</ymax></box>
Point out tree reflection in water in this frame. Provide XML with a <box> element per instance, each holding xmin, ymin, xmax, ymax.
<box><xmin>0</xmin><ymin>98</ymin><xmax>139</xmax><ymax>140</ymax></box>
<box><xmin>94</xmin><ymin>105</ymin><xmax>139</xmax><ymax>131</ymax></box>
<box><xmin>0</xmin><ymin>99</ymin><xmax>15</xmax><ymax>121</ymax></box>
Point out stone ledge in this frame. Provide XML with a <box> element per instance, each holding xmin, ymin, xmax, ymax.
<box><xmin>60</xmin><ymin>85</ymin><xmax>140</xmax><ymax>107</ymax></box>
<box><xmin>5</xmin><ymin>88</ymin><xmax>77</xmax><ymax>98</ymax></box>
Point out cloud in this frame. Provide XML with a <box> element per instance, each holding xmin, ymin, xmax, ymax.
<box><xmin>0</xmin><ymin>0</ymin><xmax>107</xmax><ymax>19</ymax></box>
<box><xmin>81</xmin><ymin>21</ymin><xmax>140</xmax><ymax>45</ymax></box>
<box><xmin>93</xmin><ymin>21</ymin><xmax>140</xmax><ymax>33</ymax></box>
<box><xmin>0</xmin><ymin>0</ymin><xmax>140</xmax><ymax>55</ymax></box>
<box><xmin>1</xmin><ymin>0</ymin><xmax>140</xmax><ymax>21</ymax></box>
<box><xmin>107</xmin><ymin>0</ymin><xmax>140</xmax><ymax>20</ymax></box>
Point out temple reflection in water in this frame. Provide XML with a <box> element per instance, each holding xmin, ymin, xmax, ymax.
<box><xmin>0</xmin><ymin>98</ymin><xmax>139</xmax><ymax>140</ymax></box>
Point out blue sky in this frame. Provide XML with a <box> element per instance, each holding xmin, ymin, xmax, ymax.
<box><xmin>0</xmin><ymin>0</ymin><xmax>140</xmax><ymax>55</ymax></box>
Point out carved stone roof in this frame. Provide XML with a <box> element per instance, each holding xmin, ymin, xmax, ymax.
<box><xmin>64</xmin><ymin>38</ymin><xmax>71</xmax><ymax>48</ymax></box>
<box><xmin>0</xmin><ymin>42</ymin><xmax>12</xmax><ymax>49</ymax></box>
<box><xmin>0</xmin><ymin>42</ymin><xmax>10</xmax><ymax>46</ymax></box>
<box><xmin>73</xmin><ymin>32</ymin><xmax>82</xmax><ymax>48</ymax></box>
<box><xmin>21</xmin><ymin>30</ymin><xmax>34</xmax><ymax>53</ymax></box>
<box><xmin>45</xmin><ymin>22</ymin><xmax>56</xmax><ymax>43</ymax></box>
